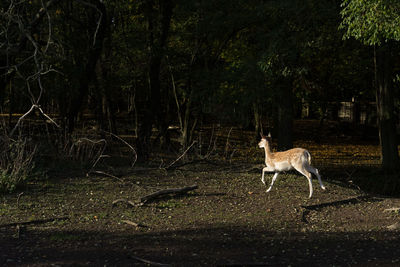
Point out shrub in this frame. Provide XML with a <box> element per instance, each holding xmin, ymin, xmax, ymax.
<box><xmin>0</xmin><ymin>135</ymin><xmax>37</xmax><ymax>193</ymax></box>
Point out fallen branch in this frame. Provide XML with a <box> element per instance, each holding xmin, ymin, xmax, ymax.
<box><xmin>130</xmin><ymin>255</ymin><xmax>171</xmax><ymax>266</ymax></box>
<box><xmin>384</xmin><ymin>207</ymin><xmax>400</xmax><ymax>213</ymax></box>
<box><xmin>0</xmin><ymin>217</ymin><xmax>69</xmax><ymax>228</ymax></box>
<box><xmin>140</xmin><ymin>184</ymin><xmax>198</xmax><ymax>203</ymax></box>
<box><xmin>387</xmin><ymin>222</ymin><xmax>400</xmax><ymax>231</ymax></box>
<box><xmin>218</xmin><ymin>262</ymin><xmax>269</xmax><ymax>267</ymax></box>
<box><xmin>121</xmin><ymin>219</ymin><xmax>148</xmax><ymax>228</ymax></box>
<box><xmin>89</xmin><ymin>170</ymin><xmax>124</xmax><ymax>183</ymax></box>
<box><xmin>112</xmin><ymin>199</ymin><xmax>142</xmax><ymax>208</ymax></box>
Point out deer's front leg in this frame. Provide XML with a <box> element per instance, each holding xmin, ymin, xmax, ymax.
<box><xmin>261</xmin><ymin>166</ymin><xmax>275</xmax><ymax>185</ymax></box>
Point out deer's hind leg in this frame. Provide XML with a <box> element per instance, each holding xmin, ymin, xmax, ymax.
<box><xmin>306</xmin><ymin>165</ymin><xmax>326</xmax><ymax>190</ymax></box>
<box><xmin>266</xmin><ymin>172</ymin><xmax>279</xmax><ymax>192</ymax></box>
<box><xmin>294</xmin><ymin>167</ymin><xmax>313</xmax><ymax>198</ymax></box>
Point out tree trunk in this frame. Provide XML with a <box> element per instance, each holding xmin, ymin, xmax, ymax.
<box><xmin>277</xmin><ymin>78</ymin><xmax>293</xmax><ymax>151</ymax></box>
<box><xmin>136</xmin><ymin>0</ymin><xmax>173</xmax><ymax>160</ymax></box>
<box><xmin>253</xmin><ymin>102</ymin><xmax>262</xmax><ymax>141</ymax></box>
<box><xmin>67</xmin><ymin>0</ymin><xmax>108</xmax><ymax>133</ymax></box>
<box><xmin>374</xmin><ymin>44</ymin><xmax>399</xmax><ymax>173</ymax></box>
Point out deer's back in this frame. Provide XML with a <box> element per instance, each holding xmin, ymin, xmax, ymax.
<box><xmin>266</xmin><ymin>148</ymin><xmax>309</xmax><ymax>171</ymax></box>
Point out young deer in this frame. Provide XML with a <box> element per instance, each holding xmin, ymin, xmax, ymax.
<box><xmin>258</xmin><ymin>134</ymin><xmax>326</xmax><ymax>198</ymax></box>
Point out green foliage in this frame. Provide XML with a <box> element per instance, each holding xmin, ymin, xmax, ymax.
<box><xmin>340</xmin><ymin>0</ymin><xmax>400</xmax><ymax>45</ymax></box>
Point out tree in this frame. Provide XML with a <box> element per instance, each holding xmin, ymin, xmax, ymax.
<box><xmin>258</xmin><ymin>0</ymin><xmax>324</xmax><ymax>150</ymax></box>
<box><xmin>0</xmin><ymin>0</ymin><xmax>62</xmax><ymax>130</ymax></box>
<box><xmin>340</xmin><ymin>0</ymin><xmax>400</xmax><ymax>172</ymax></box>
<box><xmin>133</xmin><ymin>0</ymin><xmax>174</xmax><ymax>159</ymax></box>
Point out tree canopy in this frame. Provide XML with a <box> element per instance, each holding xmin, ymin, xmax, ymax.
<box><xmin>0</xmin><ymin>0</ymin><xmax>398</xmax><ymax>176</ymax></box>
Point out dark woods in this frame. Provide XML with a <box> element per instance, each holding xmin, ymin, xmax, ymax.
<box><xmin>1</xmin><ymin>0</ymin><xmax>399</xmax><ymax>181</ymax></box>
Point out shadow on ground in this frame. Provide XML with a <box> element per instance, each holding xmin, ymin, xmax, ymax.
<box><xmin>1</xmin><ymin>225</ymin><xmax>400</xmax><ymax>266</ymax></box>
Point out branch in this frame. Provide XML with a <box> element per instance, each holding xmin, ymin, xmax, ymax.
<box><xmin>164</xmin><ymin>141</ymin><xmax>197</xmax><ymax>170</ymax></box>
<box><xmin>89</xmin><ymin>170</ymin><xmax>124</xmax><ymax>183</ymax></box>
<box><xmin>75</xmin><ymin>0</ymin><xmax>105</xmax><ymax>47</ymax></box>
<box><xmin>79</xmin><ymin>138</ymin><xmax>107</xmax><ymax>175</ymax></box>
<box><xmin>121</xmin><ymin>220</ymin><xmax>148</xmax><ymax>228</ymax></box>
<box><xmin>112</xmin><ymin>198</ymin><xmax>141</xmax><ymax>208</ymax></box>
<box><xmin>140</xmin><ymin>184</ymin><xmax>198</xmax><ymax>203</ymax></box>
<box><xmin>387</xmin><ymin>222</ymin><xmax>400</xmax><ymax>231</ymax></box>
<box><xmin>9</xmin><ymin>105</ymin><xmax>35</xmax><ymax>136</ymax></box>
<box><xmin>102</xmin><ymin>130</ymin><xmax>138</xmax><ymax>167</ymax></box>
<box><xmin>9</xmin><ymin>104</ymin><xmax>60</xmax><ymax>137</ymax></box>
<box><xmin>130</xmin><ymin>255</ymin><xmax>171</xmax><ymax>267</ymax></box>
<box><xmin>166</xmin><ymin>56</ymin><xmax>183</xmax><ymax>131</ymax></box>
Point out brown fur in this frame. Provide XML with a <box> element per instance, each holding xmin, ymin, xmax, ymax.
<box><xmin>258</xmin><ymin>136</ymin><xmax>325</xmax><ymax>198</ymax></box>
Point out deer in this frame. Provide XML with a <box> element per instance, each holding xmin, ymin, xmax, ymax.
<box><xmin>258</xmin><ymin>133</ymin><xmax>326</xmax><ymax>198</ymax></box>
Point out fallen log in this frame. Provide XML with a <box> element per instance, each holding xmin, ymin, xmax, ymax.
<box><xmin>140</xmin><ymin>184</ymin><xmax>198</xmax><ymax>203</ymax></box>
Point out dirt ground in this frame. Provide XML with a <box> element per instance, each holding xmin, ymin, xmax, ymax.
<box><xmin>1</xmin><ymin>123</ymin><xmax>400</xmax><ymax>266</ymax></box>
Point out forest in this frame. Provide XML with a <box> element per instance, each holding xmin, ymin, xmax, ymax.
<box><xmin>1</xmin><ymin>0</ymin><xmax>400</xmax><ymax>266</ymax></box>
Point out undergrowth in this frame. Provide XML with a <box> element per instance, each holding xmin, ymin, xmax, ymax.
<box><xmin>0</xmin><ymin>135</ymin><xmax>37</xmax><ymax>192</ymax></box>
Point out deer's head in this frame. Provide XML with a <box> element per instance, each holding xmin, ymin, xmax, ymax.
<box><xmin>258</xmin><ymin>133</ymin><xmax>271</xmax><ymax>148</ymax></box>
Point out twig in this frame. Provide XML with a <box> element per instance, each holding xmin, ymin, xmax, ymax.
<box><xmin>164</xmin><ymin>141</ymin><xmax>197</xmax><ymax>170</ymax></box>
<box><xmin>384</xmin><ymin>207</ymin><xmax>400</xmax><ymax>213</ymax></box>
<box><xmin>75</xmin><ymin>0</ymin><xmax>103</xmax><ymax>47</ymax></box>
<box><xmin>77</xmin><ymin>138</ymin><xmax>107</xmax><ymax>175</ymax></box>
<box><xmin>224</xmin><ymin>127</ymin><xmax>233</xmax><ymax>158</ymax></box>
<box><xmin>387</xmin><ymin>222</ymin><xmax>400</xmax><ymax>231</ymax></box>
<box><xmin>0</xmin><ymin>217</ymin><xmax>69</xmax><ymax>228</ymax></box>
<box><xmin>121</xmin><ymin>219</ymin><xmax>148</xmax><ymax>228</ymax></box>
<box><xmin>16</xmin><ymin>192</ymin><xmax>24</xmax><ymax>209</ymax></box>
<box><xmin>9</xmin><ymin>105</ymin><xmax>35</xmax><ymax>136</ymax></box>
<box><xmin>218</xmin><ymin>262</ymin><xmax>269</xmax><ymax>266</ymax></box>
<box><xmin>140</xmin><ymin>184</ymin><xmax>198</xmax><ymax>203</ymax></box>
<box><xmin>164</xmin><ymin>159</ymin><xmax>205</xmax><ymax>171</ymax></box>
<box><xmin>89</xmin><ymin>170</ymin><xmax>124</xmax><ymax>183</ymax></box>
<box><xmin>9</xmin><ymin>104</ymin><xmax>60</xmax><ymax>137</ymax></box>
<box><xmin>166</xmin><ymin>55</ymin><xmax>182</xmax><ymax>131</ymax></box>
<box><xmin>102</xmin><ymin>130</ymin><xmax>138</xmax><ymax>167</ymax></box>
<box><xmin>130</xmin><ymin>255</ymin><xmax>171</xmax><ymax>267</ymax></box>
<box><xmin>37</xmin><ymin>105</ymin><xmax>60</xmax><ymax>127</ymax></box>
<box><xmin>112</xmin><ymin>198</ymin><xmax>142</xmax><ymax>208</ymax></box>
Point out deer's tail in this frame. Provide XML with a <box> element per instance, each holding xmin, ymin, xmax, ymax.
<box><xmin>305</xmin><ymin>150</ymin><xmax>312</xmax><ymax>165</ymax></box>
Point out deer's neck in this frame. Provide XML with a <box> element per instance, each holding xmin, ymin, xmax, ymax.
<box><xmin>264</xmin><ymin>142</ymin><xmax>273</xmax><ymax>162</ymax></box>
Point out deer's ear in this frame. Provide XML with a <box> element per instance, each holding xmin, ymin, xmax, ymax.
<box><xmin>267</xmin><ymin>132</ymin><xmax>271</xmax><ymax>138</ymax></box>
